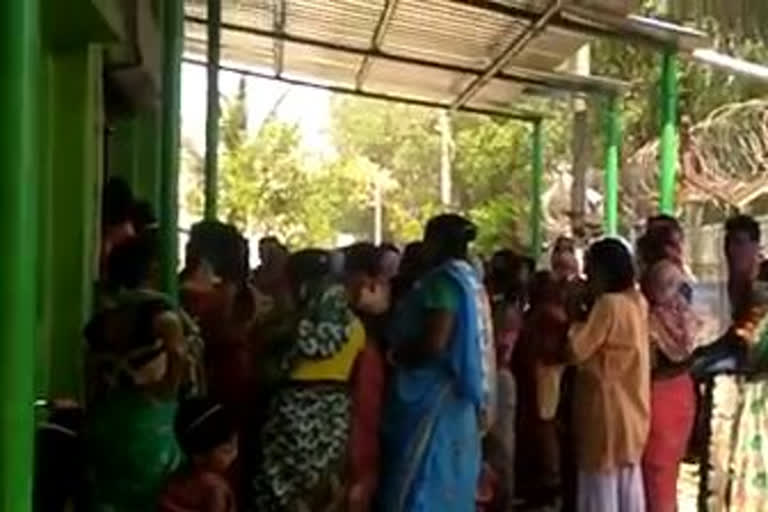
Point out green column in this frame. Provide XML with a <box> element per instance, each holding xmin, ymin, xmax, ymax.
<box><xmin>603</xmin><ymin>94</ymin><xmax>621</xmax><ymax>235</ymax></box>
<box><xmin>46</xmin><ymin>48</ymin><xmax>104</xmax><ymax>398</ymax></box>
<box><xmin>204</xmin><ymin>0</ymin><xmax>221</xmax><ymax>220</ymax></box>
<box><xmin>160</xmin><ymin>0</ymin><xmax>184</xmax><ymax>297</ymax></box>
<box><xmin>531</xmin><ymin>120</ymin><xmax>544</xmax><ymax>263</ymax></box>
<box><xmin>659</xmin><ymin>49</ymin><xmax>679</xmax><ymax>214</ymax></box>
<box><xmin>0</xmin><ymin>1</ymin><xmax>39</xmax><ymax>510</ymax></box>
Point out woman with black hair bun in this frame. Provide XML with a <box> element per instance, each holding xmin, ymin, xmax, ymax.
<box><xmin>377</xmin><ymin>214</ymin><xmax>494</xmax><ymax>512</ymax></box>
<box><xmin>566</xmin><ymin>238</ymin><xmax>650</xmax><ymax>512</ymax></box>
<box><xmin>84</xmin><ymin>230</ymin><xmax>196</xmax><ymax>512</ymax></box>
<box><xmin>100</xmin><ymin>177</ymin><xmax>136</xmax><ymax>277</ymax></box>
<box><xmin>180</xmin><ymin>220</ymin><xmax>256</xmax><ymax>417</ymax></box>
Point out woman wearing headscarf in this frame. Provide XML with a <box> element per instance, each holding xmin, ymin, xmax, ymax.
<box><xmin>567</xmin><ymin>238</ymin><xmax>650</xmax><ymax>512</ymax></box>
<box><xmin>249</xmin><ymin>249</ymin><xmax>365</xmax><ymax>511</ymax></box>
<box><xmin>377</xmin><ymin>214</ymin><xmax>494</xmax><ymax>512</ymax></box>
<box><xmin>640</xmin><ymin>229</ymin><xmax>699</xmax><ymax>512</ymax></box>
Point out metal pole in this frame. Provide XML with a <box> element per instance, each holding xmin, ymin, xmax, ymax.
<box><xmin>659</xmin><ymin>49</ymin><xmax>679</xmax><ymax>214</ymax></box>
<box><xmin>570</xmin><ymin>44</ymin><xmax>590</xmax><ymax>237</ymax></box>
<box><xmin>204</xmin><ymin>0</ymin><xmax>221</xmax><ymax>220</ymax></box>
<box><xmin>438</xmin><ymin>111</ymin><xmax>453</xmax><ymax>206</ymax></box>
<box><xmin>183</xmin><ymin>56</ymin><xmax>542</xmax><ymax>121</ymax></box>
<box><xmin>531</xmin><ymin>121</ymin><xmax>544</xmax><ymax>263</ymax></box>
<box><xmin>373</xmin><ymin>171</ymin><xmax>383</xmax><ymax>245</ymax></box>
<box><xmin>0</xmin><ymin>1</ymin><xmax>39</xmax><ymax>510</ymax></box>
<box><xmin>161</xmin><ymin>0</ymin><xmax>184</xmax><ymax>297</ymax></box>
<box><xmin>603</xmin><ymin>94</ymin><xmax>621</xmax><ymax>235</ymax></box>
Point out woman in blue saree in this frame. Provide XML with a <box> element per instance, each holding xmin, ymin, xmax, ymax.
<box><xmin>378</xmin><ymin>214</ymin><xmax>493</xmax><ymax>512</ymax></box>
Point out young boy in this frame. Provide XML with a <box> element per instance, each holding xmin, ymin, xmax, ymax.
<box><xmin>159</xmin><ymin>398</ymin><xmax>238</xmax><ymax>512</ymax></box>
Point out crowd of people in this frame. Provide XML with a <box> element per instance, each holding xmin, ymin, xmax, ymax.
<box><xmin>34</xmin><ymin>176</ymin><xmax>768</xmax><ymax>512</ymax></box>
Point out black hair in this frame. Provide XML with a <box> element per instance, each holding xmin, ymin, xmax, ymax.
<box><xmin>106</xmin><ymin>229</ymin><xmax>159</xmax><ymax>290</ymax></box>
<box><xmin>424</xmin><ymin>214</ymin><xmax>477</xmax><ymax>263</ymax></box>
<box><xmin>725</xmin><ymin>214</ymin><xmax>761</xmax><ymax>244</ymax></box>
<box><xmin>637</xmin><ymin>223</ymin><xmax>679</xmax><ymax>268</ymax></box>
<box><xmin>186</xmin><ymin>221</ymin><xmax>248</xmax><ymax>283</ymax></box>
<box><xmin>646</xmin><ymin>214</ymin><xmax>681</xmax><ymax>233</ymax></box>
<box><xmin>102</xmin><ymin>177</ymin><xmax>134</xmax><ymax>229</ymax></box>
<box><xmin>391</xmin><ymin>241</ymin><xmax>424</xmax><ymax>300</ymax></box>
<box><xmin>344</xmin><ymin>242</ymin><xmax>382</xmax><ymax>277</ymax></box>
<box><xmin>131</xmin><ymin>200</ymin><xmax>157</xmax><ymax>233</ymax></box>
<box><xmin>759</xmin><ymin>260</ymin><xmax>768</xmax><ymax>283</ymax></box>
<box><xmin>528</xmin><ymin>270</ymin><xmax>558</xmax><ymax>307</ymax></box>
<box><xmin>586</xmin><ymin>238</ymin><xmax>635</xmax><ymax>293</ymax></box>
<box><xmin>175</xmin><ymin>397</ymin><xmax>236</xmax><ymax>457</ymax></box>
<box><xmin>552</xmin><ymin>236</ymin><xmax>576</xmax><ymax>254</ymax></box>
<box><xmin>379</xmin><ymin>242</ymin><xmax>400</xmax><ymax>255</ymax></box>
<box><xmin>259</xmin><ymin>236</ymin><xmax>281</xmax><ymax>248</ymax></box>
<box><xmin>488</xmin><ymin>249</ymin><xmax>533</xmax><ymax>301</ymax></box>
<box><xmin>287</xmin><ymin>249</ymin><xmax>332</xmax><ymax>287</ymax></box>
<box><xmin>400</xmin><ymin>241</ymin><xmax>423</xmax><ymax>269</ymax></box>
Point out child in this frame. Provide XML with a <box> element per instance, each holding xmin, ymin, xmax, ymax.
<box><xmin>159</xmin><ymin>398</ymin><xmax>238</xmax><ymax>512</ymax></box>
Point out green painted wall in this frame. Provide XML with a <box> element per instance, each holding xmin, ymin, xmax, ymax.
<box><xmin>110</xmin><ymin>109</ymin><xmax>163</xmax><ymax>210</ymax></box>
<box><xmin>36</xmin><ymin>47</ymin><xmax>104</xmax><ymax>399</ymax></box>
<box><xmin>34</xmin><ymin>1</ymin><xmax>166</xmax><ymax>402</ymax></box>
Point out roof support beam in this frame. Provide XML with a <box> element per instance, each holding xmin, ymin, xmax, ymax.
<box><xmin>453</xmin><ymin>0</ymin><xmax>709</xmax><ymax>50</ymax></box>
<box><xmin>184</xmin><ymin>15</ymin><xmax>626</xmax><ymax>96</ymax></box>
<box><xmin>204</xmin><ymin>0</ymin><xmax>221</xmax><ymax>220</ymax></box>
<box><xmin>272</xmin><ymin>0</ymin><xmax>286</xmax><ymax>77</ymax></box>
<box><xmin>356</xmin><ymin>0</ymin><xmax>399</xmax><ymax>90</ymax></box>
<box><xmin>450</xmin><ymin>0</ymin><xmax>563</xmax><ymax>112</ymax></box>
<box><xmin>183</xmin><ymin>56</ymin><xmax>543</xmax><ymax>122</ymax></box>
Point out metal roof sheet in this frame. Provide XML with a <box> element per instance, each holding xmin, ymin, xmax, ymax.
<box><xmin>183</xmin><ymin>0</ymin><xmax>674</xmax><ymax>118</ymax></box>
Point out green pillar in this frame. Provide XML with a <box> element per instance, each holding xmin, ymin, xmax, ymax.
<box><xmin>659</xmin><ymin>49</ymin><xmax>679</xmax><ymax>214</ymax></box>
<box><xmin>531</xmin><ymin>120</ymin><xmax>544</xmax><ymax>263</ymax></box>
<box><xmin>46</xmin><ymin>48</ymin><xmax>104</xmax><ymax>398</ymax></box>
<box><xmin>160</xmin><ymin>0</ymin><xmax>183</xmax><ymax>297</ymax></box>
<box><xmin>0</xmin><ymin>1</ymin><xmax>40</xmax><ymax>510</ymax></box>
<box><xmin>603</xmin><ymin>94</ymin><xmax>621</xmax><ymax>235</ymax></box>
<box><xmin>204</xmin><ymin>0</ymin><xmax>221</xmax><ymax>220</ymax></box>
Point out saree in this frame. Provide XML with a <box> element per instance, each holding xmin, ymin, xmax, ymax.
<box><xmin>85</xmin><ymin>390</ymin><xmax>182</xmax><ymax>511</ymax></box>
<box><xmin>378</xmin><ymin>260</ymin><xmax>489</xmax><ymax>512</ymax></box>
<box><xmin>84</xmin><ymin>289</ymin><xmax>188</xmax><ymax>511</ymax></box>
<box><xmin>727</xmin><ymin>286</ymin><xmax>768</xmax><ymax>510</ymax></box>
<box><xmin>250</xmin><ymin>284</ymin><xmax>363</xmax><ymax>512</ymax></box>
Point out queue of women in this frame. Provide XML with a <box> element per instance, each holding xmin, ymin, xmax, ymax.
<box><xmin>36</xmin><ymin>176</ymin><xmax>768</xmax><ymax>512</ymax></box>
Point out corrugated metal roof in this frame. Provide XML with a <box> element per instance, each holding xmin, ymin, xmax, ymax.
<box><xmin>183</xmin><ymin>0</ymin><xmax>651</xmax><ymax>118</ymax></box>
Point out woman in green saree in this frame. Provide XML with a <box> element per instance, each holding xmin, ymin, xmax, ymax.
<box><xmin>84</xmin><ymin>230</ymin><xmax>191</xmax><ymax>511</ymax></box>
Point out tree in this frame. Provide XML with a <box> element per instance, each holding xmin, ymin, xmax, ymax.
<box><xmin>183</xmin><ymin>78</ymin><xmax>369</xmax><ymax>247</ymax></box>
<box><xmin>589</xmin><ymin>0</ymin><xmax>768</xmax><ymax>224</ymax></box>
<box><xmin>329</xmin><ymin>96</ymin><xmax>567</xmax><ymax>252</ymax></box>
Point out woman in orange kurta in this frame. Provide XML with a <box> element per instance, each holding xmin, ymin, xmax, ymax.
<box><xmin>568</xmin><ymin>239</ymin><xmax>650</xmax><ymax>512</ymax></box>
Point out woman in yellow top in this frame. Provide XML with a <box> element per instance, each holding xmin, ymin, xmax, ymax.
<box><xmin>250</xmin><ymin>249</ymin><xmax>365</xmax><ymax>511</ymax></box>
<box><xmin>568</xmin><ymin>238</ymin><xmax>650</xmax><ymax>512</ymax></box>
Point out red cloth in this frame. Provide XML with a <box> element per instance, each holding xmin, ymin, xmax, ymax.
<box><xmin>159</xmin><ymin>469</ymin><xmax>236</xmax><ymax>512</ymax></box>
<box><xmin>180</xmin><ymin>286</ymin><xmax>258</xmax><ymax>415</ymax></box>
<box><xmin>642</xmin><ymin>373</ymin><xmax>696</xmax><ymax>512</ymax></box>
<box><xmin>347</xmin><ymin>342</ymin><xmax>386</xmax><ymax>511</ymax></box>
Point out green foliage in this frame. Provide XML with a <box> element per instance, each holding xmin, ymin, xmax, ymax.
<box><xmin>183</xmin><ymin>1</ymin><xmax>768</xmax><ymax>251</ymax></box>
<box><xmin>591</xmin><ymin>2</ymin><xmax>768</xmax><ymax>159</ymax></box>
<box><xmin>329</xmin><ymin>96</ymin><xmax>548</xmax><ymax>252</ymax></box>
<box><xmin>183</xmin><ymin>79</ymin><xmax>369</xmax><ymax>247</ymax></box>
<box><xmin>330</xmin><ymin>97</ymin><xmax>442</xmax><ymax>242</ymax></box>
